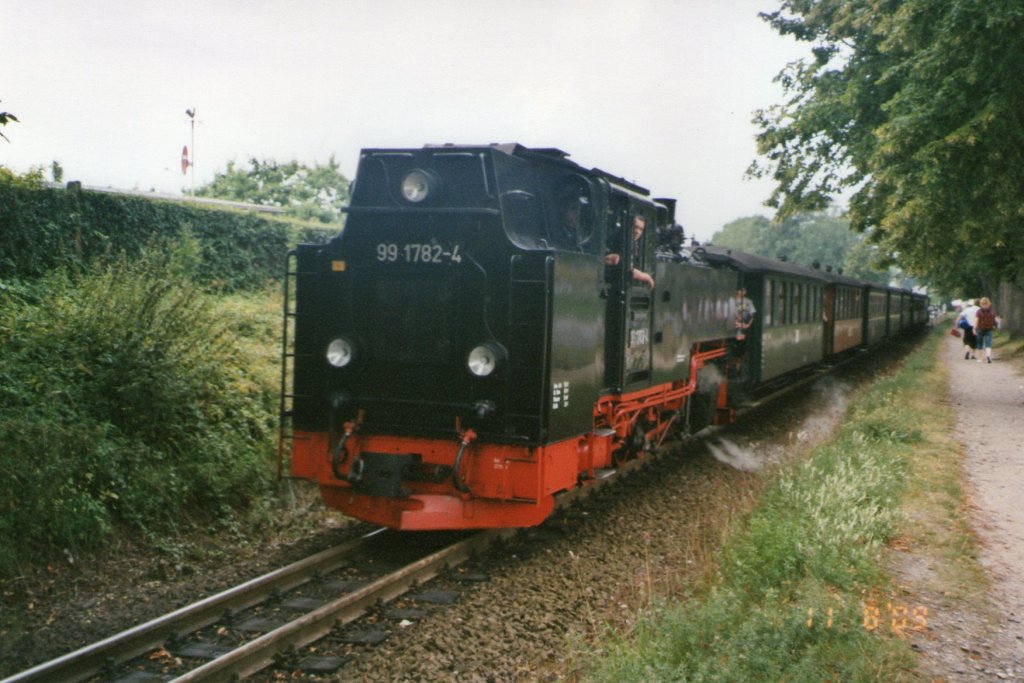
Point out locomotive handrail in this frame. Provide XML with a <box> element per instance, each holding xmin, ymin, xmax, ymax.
<box><xmin>276</xmin><ymin>249</ymin><xmax>298</xmax><ymax>480</ymax></box>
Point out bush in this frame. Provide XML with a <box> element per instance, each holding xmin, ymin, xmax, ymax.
<box><xmin>0</xmin><ymin>240</ymin><xmax>278</xmax><ymax>575</ymax></box>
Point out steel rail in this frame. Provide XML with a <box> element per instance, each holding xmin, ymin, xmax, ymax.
<box><xmin>1</xmin><ymin>529</ymin><xmax>386</xmax><ymax>683</ymax></box>
<box><xmin>170</xmin><ymin>529</ymin><xmax>511</xmax><ymax>682</ymax></box>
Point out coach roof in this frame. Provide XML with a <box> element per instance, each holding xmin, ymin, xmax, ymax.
<box><xmin>702</xmin><ymin>245</ymin><xmax>830</xmax><ymax>282</ymax></box>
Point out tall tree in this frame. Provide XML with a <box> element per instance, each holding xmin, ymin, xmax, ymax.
<box><xmin>751</xmin><ymin>0</ymin><xmax>1024</xmax><ymax>291</ymax></box>
<box><xmin>189</xmin><ymin>156</ymin><xmax>350</xmax><ymax>224</ymax></box>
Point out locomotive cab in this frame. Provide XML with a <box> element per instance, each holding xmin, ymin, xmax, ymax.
<box><xmin>291</xmin><ymin>145</ymin><xmax>608</xmax><ymax>443</ymax></box>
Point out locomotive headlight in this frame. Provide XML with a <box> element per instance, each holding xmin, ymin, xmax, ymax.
<box><xmin>467</xmin><ymin>342</ymin><xmax>506</xmax><ymax>377</ymax></box>
<box><xmin>326</xmin><ymin>337</ymin><xmax>355</xmax><ymax>368</ymax></box>
<box><xmin>401</xmin><ymin>169</ymin><xmax>437</xmax><ymax>203</ymax></box>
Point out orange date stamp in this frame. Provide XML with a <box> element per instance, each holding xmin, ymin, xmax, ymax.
<box><xmin>804</xmin><ymin>601</ymin><xmax>928</xmax><ymax>634</ymax></box>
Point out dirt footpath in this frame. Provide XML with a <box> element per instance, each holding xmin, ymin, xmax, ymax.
<box><xmin>924</xmin><ymin>336</ymin><xmax>1024</xmax><ymax>680</ymax></box>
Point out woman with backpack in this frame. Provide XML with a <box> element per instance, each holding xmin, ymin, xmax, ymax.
<box><xmin>974</xmin><ymin>297</ymin><xmax>1001</xmax><ymax>363</ymax></box>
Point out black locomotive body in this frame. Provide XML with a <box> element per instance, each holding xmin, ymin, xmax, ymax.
<box><xmin>282</xmin><ymin>143</ymin><xmax>928</xmax><ymax>530</ymax></box>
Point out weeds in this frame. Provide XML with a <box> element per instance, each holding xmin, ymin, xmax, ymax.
<box><xmin>0</xmin><ymin>238</ymin><xmax>279</xmax><ymax>576</ymax></box>
<box><xmin>588</xmin><ymin>335</ymin><xmax>942</xmax><ymax>682</ymax></box>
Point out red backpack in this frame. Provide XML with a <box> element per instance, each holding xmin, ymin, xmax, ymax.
<box><xmin>976</xmin><ymin>307</ymin><xmax>997</xmax><ymax>331</ymax></box>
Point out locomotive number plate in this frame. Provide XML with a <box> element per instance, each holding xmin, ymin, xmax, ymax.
<box><xmin>375</xmin><ymin>242</ymin><xmax>463</xmax><ymax>265</ymax></box>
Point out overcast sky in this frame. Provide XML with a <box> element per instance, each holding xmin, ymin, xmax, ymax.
<box><xmin>2</xmin><ymin>0</ymin><xmax>807</xmax><ymax>241</ymax></box>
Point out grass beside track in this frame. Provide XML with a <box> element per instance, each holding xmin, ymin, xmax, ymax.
<box><xmin>588</xmin><ymin>328</ymin><xmax>959</xmax><ymax>682</ymax></box>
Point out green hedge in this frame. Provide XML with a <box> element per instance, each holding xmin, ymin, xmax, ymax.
<box><xmin>0</xmin><ymin>182</ymin><xmax>337</xmax><ymax>290</ymax></box>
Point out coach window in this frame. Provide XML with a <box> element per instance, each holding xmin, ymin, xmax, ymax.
<box><xmin>764</xmin><ymin>279</ymin><xmax>774</xmax><ymax>326</ymax></box>
<box><xmin>788</xmin><ymin>281</ymin><xmax>795</xmax><ymax>324</ymax></box>
<box><xmin>777</xmin><ymin>280</ymin><xmax>788</xmax><ymax>325</ymax></box>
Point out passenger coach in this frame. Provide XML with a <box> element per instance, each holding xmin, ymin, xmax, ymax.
<box><xmin>702</xmin><ymin>247</ymin><xmax>827</xmax><ymax>386</ymax></box>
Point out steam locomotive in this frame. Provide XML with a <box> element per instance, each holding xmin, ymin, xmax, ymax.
<box><xmin>280</xmin><ymin>143</ymin><xmax>928</xmax><ymax>530</ymax></box>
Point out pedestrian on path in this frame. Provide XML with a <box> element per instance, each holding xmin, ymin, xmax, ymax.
<box><xmin>957</xmin><ymin>299</ymin><xmax>979</xmax><ymax>360</ymax></box>
<box><xmin>974</xmin><ymin>297</ymin><xmax>1001</xmax><ymax>363</ymax></box>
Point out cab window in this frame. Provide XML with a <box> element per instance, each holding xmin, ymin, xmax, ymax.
<box><xmin>549</xmin><ymin>174</ymin><xmax>597</xmax><ymax>252</ymax></box>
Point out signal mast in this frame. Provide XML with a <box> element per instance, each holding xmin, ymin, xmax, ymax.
<box><xmin>182</xmin><ymin>107</ymin><xmax>197</xmax><ymax>191</ymax></box>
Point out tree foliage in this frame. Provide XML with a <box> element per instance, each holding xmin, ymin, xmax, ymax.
<box><xmin>0</xmin><ymin>99</ymin><xmax>17</xmax><ymax>142</ymax></box>
<box><xmin>751</xmin><ymin>0</ymin><xmax>1024</xmax><ymax>292</ymax></box>
<box><xmin>189</xmin><ymin>156</ymin><xmax>350</xmax><ymax>224</ymax></box>
<box><xmin>711</xmin><ymin>211</ymin><xmax>891</xmax><ymax>284</ymax></box>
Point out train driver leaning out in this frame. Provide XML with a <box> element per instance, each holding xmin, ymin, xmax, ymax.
<box><xmin>604</xmin><ymin>213</ymin><xmax>655</xmax><ymax>288</ymax></box>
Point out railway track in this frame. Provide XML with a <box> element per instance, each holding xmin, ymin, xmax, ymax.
<box><xmin>1</xmin><ymin>528</ymin><xmax>511</xmax><ymax>683</ymax></box>
<box><xmin>3</xmin><ymin>440</ymin><xmax>672</xmax><ymax>683</ymax></box>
